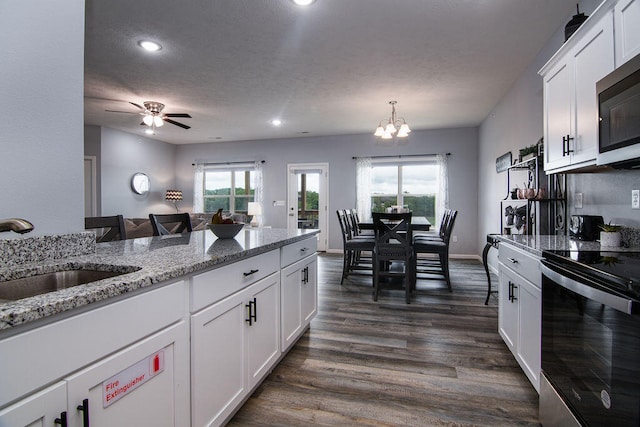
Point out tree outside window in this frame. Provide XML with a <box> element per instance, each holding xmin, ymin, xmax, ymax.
<box><xmin>371</xmin><ymin>162</ymin><xmax>438</xmax><ymax>224</ymax></box>
<box><xmin>203</xmin><ymin>170</ymin><xmax>255</xmax><ymax>213</ymax></box>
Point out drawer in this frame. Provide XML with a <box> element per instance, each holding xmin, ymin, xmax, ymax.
<box><xmin>191</xmin><ymin>249</ymin><xmax>279</xmax><ymax>312</ymax></box>
<box><xmin>499</xmin><ymin>243</ymin><xmax>541</xmax><ymax>287</ymax></box>
<box><xmin>281</xmin><ymin>236</ymin><xmax>317</xmax><ymax>268</ymax></box>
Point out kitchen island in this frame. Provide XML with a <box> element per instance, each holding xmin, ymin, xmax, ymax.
<box><xmin>0</xmin><ymin>228</ymin><xmax>319</xmax><ymax>426</ymax></box>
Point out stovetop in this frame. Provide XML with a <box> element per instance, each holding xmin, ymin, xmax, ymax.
<box><xmin>543</xmin><ymin>249</ymin><xmax>640</xmax><ymax>300</ymax></box>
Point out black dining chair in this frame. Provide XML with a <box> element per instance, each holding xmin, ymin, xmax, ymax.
<box><xmin>337</xmin><ymin>209</ymin><xmax>375</xmax><ymax>285</ymax></box>
<box><xmin>149</xmin><ymin>213</ymin><xmax>193</xmax><ymax>236</ymax></box>
<box><xmin>413</xmin><ymin>210</ymin><xmax>458</xmax><ymax>291</ymax></box>
<box><xmin>372</xmin><ymin>212</ymin><xmax>414</xmax><ymax>303</ymax></box>
<box><xmin>85</xmin><ymin>215</ymin><xmax>127</xmax><ymax>242</ymax></box>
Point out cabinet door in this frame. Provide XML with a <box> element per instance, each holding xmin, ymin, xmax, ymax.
<box><xmin>498</xmin><ymin>267</ymin><xmax>518</xmax><ymax>354</ymax></box>
<box><xmin>517</xmin><ymin>277</ymin><xmax>542</xmax><ymax>393</ymax></box>
<box><xmin>247</xmin><ymin>273</ymin><xmax>281</xmax><ymax>390</ymax></box>
<box><xmin>615</xmin><ymin>0</ymin><xmax>640</xmax><ymax>66</ymax></box>
<box><xmin>281</xmin><ymin>260</ymin><xmax>304</xmax><ymax>350</ymax></box>
<box><xmin>572</xmin><ymin>11</ymin><xmax>615</xmax><ymax>165</ymax></box>
<box><xmin>543</xmin><ymin>59</ymin><xmax>573</xmax><ymax>172</ymax></box>
<box><xmin>65</xmin><ymin>321</ymin><xmax>189</xmax><ymax>427</ymax></box>
<box><xmin>301</xmin><ymin>255</ymin><xmax>318</xmax><ymax>325</ymax></box>
<box><xmin>0</xmin><ymin>382</ymin><xmax>67</xmax><ymax>427</ymax></box>
<box><xmin>191</xmin><ymin>290</ymin><xmax>247</xmax><ymax>427</ymax></box>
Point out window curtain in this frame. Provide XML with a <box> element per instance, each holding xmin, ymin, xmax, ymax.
<box><xmin>436</xmin><ymin>154</ymin><xmax>449</xmax><ymax>229</ymax></box>
<box><xmin>193</xmin><ymin>163</ymin><xmax>204</xmax><ymax>213</ymax></box>
<box><xmin>254</xmin><ymin>161</ymin><xmax>264</xmax><ymax>206</ymax></box>
<box><xmin>355</xmin><ymin>157</ymin><xmax>372</xmax><ymax>222</ymax></box>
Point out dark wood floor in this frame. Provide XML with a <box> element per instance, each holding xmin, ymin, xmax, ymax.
<box><xmin>228</xmin><ymin>254</ymin><xmax>539</xmax><ymax>426</ymax></box>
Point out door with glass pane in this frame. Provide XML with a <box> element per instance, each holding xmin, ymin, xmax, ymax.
<box><xmin>287</xmin><ymin>164</ymin><xmax>328</xmax><ymax>251</ymax></box>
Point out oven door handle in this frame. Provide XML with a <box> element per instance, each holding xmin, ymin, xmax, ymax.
<box><xmin>541</xmin><ymin>263</ymin><xmax>636</xmax><ymax>315</ymax></box>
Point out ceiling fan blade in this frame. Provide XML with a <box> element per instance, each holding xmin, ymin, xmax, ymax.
<box><xmin>164</xmin><ymin>118</ymin><xmax>191</xmax><ymax>129</ymax></box>
<box><xmin>105</xmin><ymin>109</ymin><xmax>138</xmax><ymax>114</ymax></box>
<box><xmin>164</xmin><ymin>113</ymin><xmax>192</xmax><ymax>118</ymax></box>
<box><xmin>129</xmin><ymin>102</ymin><xmax>145</xmax><ymax>110</ymax></box>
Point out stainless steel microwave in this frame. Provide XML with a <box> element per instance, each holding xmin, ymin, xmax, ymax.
<box><xmin>597</xmin><ymin>52</ymin><xmax>640</xmax><ymax>168</ymax></box>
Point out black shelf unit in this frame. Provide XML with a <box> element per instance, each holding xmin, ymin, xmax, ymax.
<box><xmin>501</xmin><ymin>156</ymin><xmax>566</xmax><ymax>236</ymax></box>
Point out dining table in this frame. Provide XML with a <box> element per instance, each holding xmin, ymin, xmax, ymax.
<box><xmin>358</xmin><ymin>216</ymin><xmax>432</xmax><ymax>232</ymax></box>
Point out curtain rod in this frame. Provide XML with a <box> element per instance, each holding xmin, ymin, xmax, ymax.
<box><xmin>192</xmin><ymin>160</ymin><xmax>265</xmax><ymax>166</ymax></box>
<box><xmin>352</xmin><ymin>153</ymin><xmax>450</xmax><ymax>160</ymax></box>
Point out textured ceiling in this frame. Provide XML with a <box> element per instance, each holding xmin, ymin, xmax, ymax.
<box><xmin>84</xmin><ymin>0</ymin><xmax>577</xmax><ymax>145</ymax></box>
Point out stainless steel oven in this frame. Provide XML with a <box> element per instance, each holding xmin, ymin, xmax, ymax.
<box><xmin>540</xmin><ymin>251</ymin><xmax>640</xmax><ymax>426</ymax></box>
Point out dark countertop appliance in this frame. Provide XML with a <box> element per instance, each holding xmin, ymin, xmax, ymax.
<box><xmin>540</xmin><ymin>248</ymin><xmax>640</xmax><ymax>426</ymax></box>
<box><xmin>569</xmin><ymin>215</ymin><xmax>604</xmax><ymax>241</ymax></box>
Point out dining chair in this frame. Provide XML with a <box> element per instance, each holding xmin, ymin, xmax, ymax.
<box><xmin>336</xmin><ymin>209</ymin><xmax>375</xmax><ymax>285</ymax></box>
<box><xmin>85</xmin><ymin>215</ymin><xmax>127</xmax><ymax>242</ymax></box>
<box><xmin>372</xmin><ymin>212</ymin><xmax>414</xmax><ymax>303</ymax></box>
<box><xmin>149</xmin><ymin>213</ymin><xmax>193</xmax><ymax>236</ymax></box>
<box><xmin>413</xmin><ymin>210</ymin><xmax>458</xmax><ymax>291</ymax></box>
<box><xmin>413</xmin><ymin>209</ymin><xmax>451</xmax><ymax>242</ymax></box>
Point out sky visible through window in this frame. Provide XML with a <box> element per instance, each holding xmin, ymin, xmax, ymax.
<box><xmin>371</xmin><ymin>164</ymin><xmax>438</xmax><ymax>195</ymax></box>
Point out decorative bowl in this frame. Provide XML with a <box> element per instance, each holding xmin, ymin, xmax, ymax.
<box><xmin>208</xmin><ymin>223</ymin><xmax>245</xmax><ymax>239</ymax></box>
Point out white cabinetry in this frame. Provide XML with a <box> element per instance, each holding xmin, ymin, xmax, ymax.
<box><xmin>281</xmin><ymin>254</ymin><xmax>318</xmax><ymax>350</ymax></box>
<box><xmin>498</xmin><ymin>244</ymin><xmax>542</xmax><ymax>392</ymax></box>
<box><xmin>190</xmin><ymin>250</ymin><xmax>281</xmax><ymax>427</ymax></box>
<box><xmin>615</xmin><ymin>0</ymin><xmax>640</xmax><ymax>65</ymax></box>
<box><xmin>541</xmin><ymin>9</ymin><xmax>615</xmax><ymax>173</ymax></box>
<box><xmin>0</xmin><ymin>382</ymin><xmax>67</xmax><ymax>427</ymax></box>
<box><xmin>0</xmin><ymin>280</ymin><xmax>189</xmax><ymax>427</ymax></box>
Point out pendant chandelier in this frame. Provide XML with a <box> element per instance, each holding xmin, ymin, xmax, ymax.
<box><xmin>374</xmin><ymin>101</ymin><xmax>411</xmax><ymax>139</ymax></box>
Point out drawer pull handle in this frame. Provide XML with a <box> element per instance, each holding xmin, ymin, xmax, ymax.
<box><xmin>507</xmin><ymin>257</ymin><xmax>518</xmax><ymax>264</ymax></box>
<box><xmin>243</xmin><ymin>269</ymin><xmax>259</xmax><ymax>277</ymax></box>
<box><xmin>55</xmin><ymin>411</ymin><xmax>68</xmax><ymax>427</ymax></box>
<box><xmin>77</xmin><ymin>399</ymin><xmax>89</xmax><ymax>427</ymax></box>
<box><xmin>300</xmin><ymin>247</ymin><xmax>309</xmax><ymax>253</ymax></box>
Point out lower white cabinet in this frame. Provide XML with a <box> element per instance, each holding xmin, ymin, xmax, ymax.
<box><xmin>191</xmin><ymin>272</ymin><xmax>280</xmax><ymax>427</ymax></box>
<box><xmin>0</xmin><ymin>382</ymin><xmax>67</xmax><ymax>427</ymax></box>
<box><xmin>281</xmin><ymin>253</ymin><xmax>318</xmax><ymax>350</ymax></box>
<box><xmin>0</xmin><ymin>321</ymin><xmax>189</xmax><ymax>427</ymax></box>
<box><xmin>498</xmin><ymin>244</ymin><xmax>542</xmax><ymax>393</ymax></box>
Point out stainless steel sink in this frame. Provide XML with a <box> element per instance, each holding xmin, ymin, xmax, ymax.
<box><xmin>0</xmin><ymin>268</ymin><xmax>139</xmax><ymax>301</ymax></box>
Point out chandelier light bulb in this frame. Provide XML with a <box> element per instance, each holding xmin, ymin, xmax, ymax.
<box><xmin>375</xmin><ymin>101</ymin><xmax>409</xmax><ymax>140</ymax></box>
<box><xmin>399</xmin><ymin>123</ymin><xmax>411</xmax><ymax>134</ymax></box>
<box><xmin>374</xmin><ymin>125</ymin><xmax>385</xmax><ymax>136</ymax></box>
<box><xmin>385</xmin><ymin>122</ymin><xmax>397</xmax><ymax>134</ymax></box>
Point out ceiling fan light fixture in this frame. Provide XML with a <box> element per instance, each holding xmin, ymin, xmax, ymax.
<box><xmin>143</xmin><ymin>115</ymin><xmax>154</xmax><ymax>126</ymax></box>
<box><xmin>145</xmin><ymin>128</ymin><xmax>155</xmax><ymax>135</ymax></box>
<box><xmin>138</xmin><ymin>40</ymin><xmax>162</xmax><ymax>52</ymax></box>
<box><xmin>153</xmin><ymin>115</ymin><xmax>164</xmax><ymax>127</ymax></box>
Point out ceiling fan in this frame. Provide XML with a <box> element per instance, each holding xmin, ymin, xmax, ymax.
<box><xmin>106</xmin><ymin>101</ymin><xmax>192</xmax><ymax>130</ymax></box>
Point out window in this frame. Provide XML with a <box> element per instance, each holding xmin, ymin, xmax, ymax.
<box><xmin>202</xmin><ymin>168</ymin><xmax>255</xmax><ymax>213</ymax></box>
<box><xmin>370</xmin><ymin>160</ymin><xmax>439</xmax><ymax>224</ymax></box>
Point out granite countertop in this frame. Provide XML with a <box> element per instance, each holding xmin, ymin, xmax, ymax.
<box><xmin>0</xmin><ymin>228</ymin><xmax>319</xmax><ymax>331</ymax></box>
<box><xmin>493</xmin><ymin>234</ymin><xmax>640</xmax><ymax>256</ymax></box>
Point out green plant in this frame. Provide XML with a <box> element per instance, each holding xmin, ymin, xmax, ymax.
<box><xmin>600</xmin><ymin>222</ymin><xmax>622</xmax><ymax>232</ymax></box>
<box><xmin>519</xmin><ymin>144</ymin><xmax>538</xmax><ymax>157</ymax></box>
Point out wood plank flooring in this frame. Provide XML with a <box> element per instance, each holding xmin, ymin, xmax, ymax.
<box><xmin>228</xmin><ymin>254</ymin><xmax>539</xmax><ymax>426</ymax></box>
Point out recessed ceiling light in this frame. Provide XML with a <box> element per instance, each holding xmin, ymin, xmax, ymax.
<box><xmin>271</xmin><ymin>119</ymin><xmax>282</xmax><ymax>126</ymax></box>
<box><xmin>292</xmin><ymin>0</ymin><xmax>315</xmax><ymax>5</ymax></box>
<box><xmin>138</xmin><ymin>40</ymin><xmax>162</xmax><ymax>52</ymax></box>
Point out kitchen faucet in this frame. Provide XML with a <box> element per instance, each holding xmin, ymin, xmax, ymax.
<box><xmin>0</xmin><ymin>218</ymin><xmax>34</xmax><ymax>234</ymax></box>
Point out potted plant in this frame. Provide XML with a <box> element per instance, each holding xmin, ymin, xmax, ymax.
<box><xmin>599</xmin><ymin>222</ymin><xmax>622</xmax><ymax>247</ymax></box>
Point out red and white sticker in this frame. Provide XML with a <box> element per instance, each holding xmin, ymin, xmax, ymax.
<box><xmin>102</xmin><ymin>349</ymin><xmax>165</xmax><ymax>408</ymax></box>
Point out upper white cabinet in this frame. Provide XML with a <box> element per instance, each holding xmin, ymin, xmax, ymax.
<box><xmin>615</xmin><ymin>0</ymin><xmax>640</xmax><ymax>65</ymax></box>
<box><xmin>541</xmin><ymin>8</ymin><xmax>615</xmax><ymax>173</ymax></box>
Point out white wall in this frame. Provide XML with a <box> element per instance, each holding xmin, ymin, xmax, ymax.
<box><xmin>175</xmin><ymin>128</ymin><xmax>479</xmax><ymax>253</ymax></box>
<box><xmin>0</xmin><ymin>0</ymin><xmax>85</xmax><ymax>237</ymax></box>
<box><xmin>100</xmin><ymin>127</ymin><xmax>178</xmax><ymax>218</ymax></box>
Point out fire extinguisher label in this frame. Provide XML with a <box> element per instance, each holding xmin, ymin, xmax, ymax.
<box><xmin>102</xmin><ymin>349</ymin><xmax>165</xmax><ymax>408</ymax></box>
